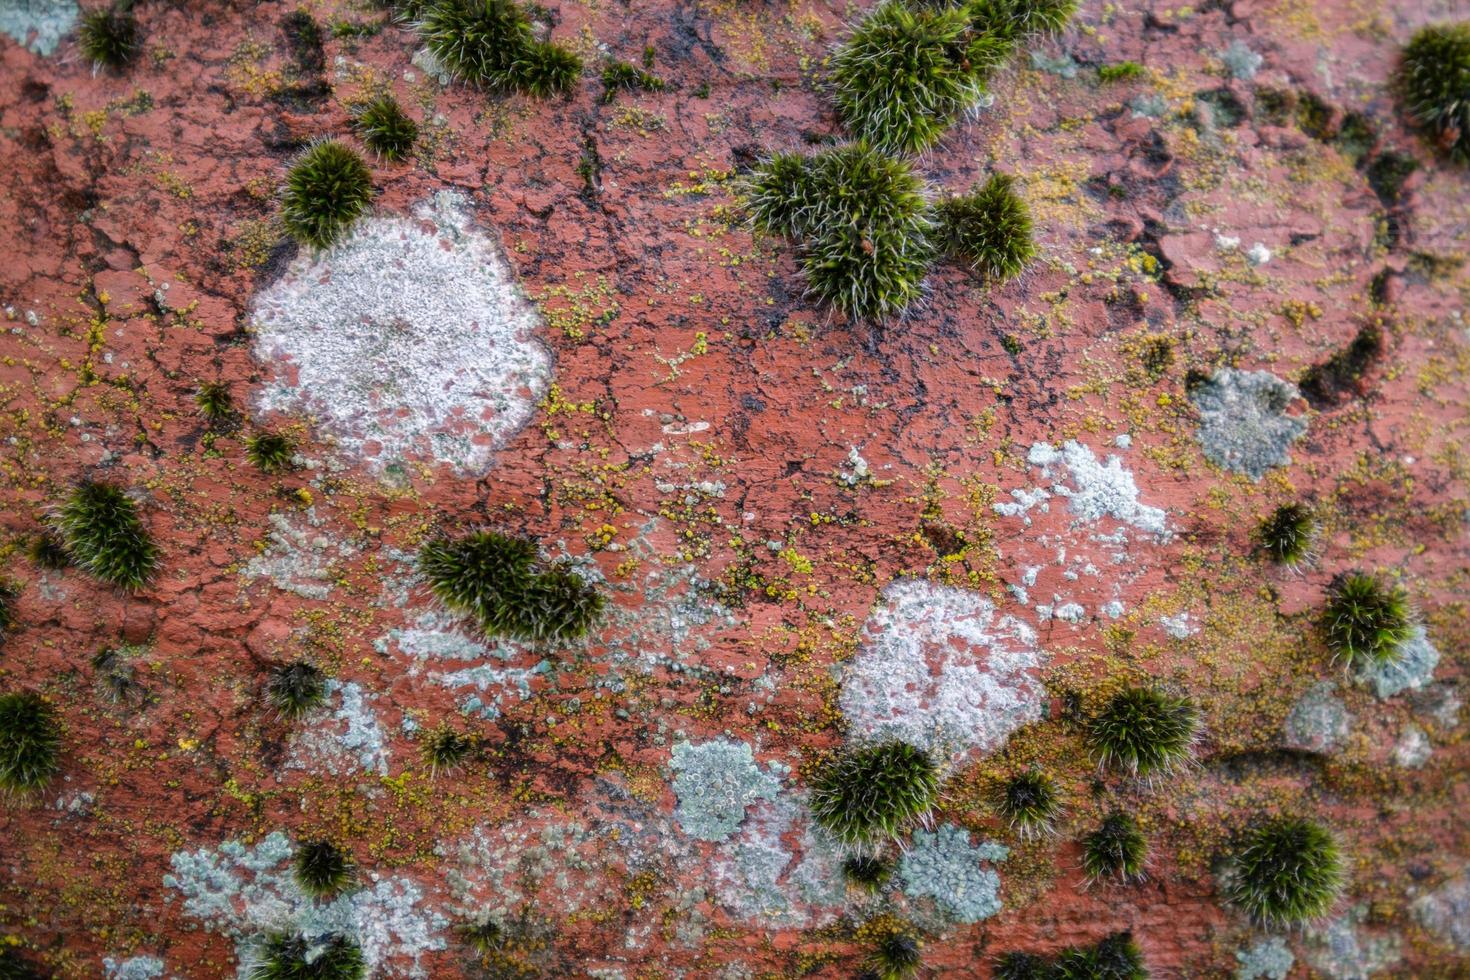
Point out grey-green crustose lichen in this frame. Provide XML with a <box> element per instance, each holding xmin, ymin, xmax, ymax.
<box><xmin>669</xmin><ymin>739</ymin><xmax>781</xmax><ymax>842</ymax></box>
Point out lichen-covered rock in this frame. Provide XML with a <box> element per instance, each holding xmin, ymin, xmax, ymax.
<box><xmin>1305</xmin><ymin>907</ymin><xmax>1402</xmax><ymax>979</ymax></box>
<box><xmin>1190</xmin><ymin>369</ymin><xmax>1308</xmax><ymax>481</ymax></box>
<box><xmin>1283</xmin><ymin>681</ymin><xmax>1352</xmax><ymax>754</ymax></box>
<box><xmin>897</xmin><ymin>824</ymin><xmax>1008</xmax><ymax>923</ymax></box>
<box><xmin>1357</xmin><ymin>626</ymin><xmax>1440</xmax><ymax>699</ymax></box>
<box><xmin>0</xmin><ymin>0</ymin><xmax>77</xmax><ymax>55</ymax></box>
<box><xmin>669</xmin><ymin>739</ymin><xmax>781</xmax><ymax>842</ymax></box>
<box><xmin>1414</xmin><ymin>870</ymin><xmax>1470</xmax><ymax>951</ymax></box>
<box><xmin>1235</xmin><ymin>936</ymin><xmax>1294</xmax><ymax>979</ymax></box>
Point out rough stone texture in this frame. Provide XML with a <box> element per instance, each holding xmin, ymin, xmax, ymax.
<box><xmin>1282</xmin><ymin>681</ymin><xmax>1351</xmax><ymax>754</ymax></box>
<box><xmin>1190</xmin><ymin>369</ymin><xmax>1308</xmax><ymax>481</ymax></box>
<box><xmin>1414</xmin><ymin>870</ymin><xmax>1470</xmax><ymax>952</ymax></box>
<box><xmin>1305</xmin><ymin>907</ymin><xmax>1402</xmax><ymax>980</ymax></box>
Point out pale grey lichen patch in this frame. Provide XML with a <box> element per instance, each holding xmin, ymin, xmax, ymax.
<box><xmin>1305</xmin><ymin>906</ymin><xmax>1401</xmax><ymax>979</ymax></box>
<box><xmin>286</xmin><ymin>680</ymin><xmax>390</xmax><ymax>775</ymax></box>
<box><xmin>374</xmin><ymin>605</ymin><xmax>545</xmax><ymax>718</ymax></box>
<box><xmin>999</xmin><ymin>441</ymin><xmax>1168</xmax><ymax>537</ymax></box>
<box><xmin>898</xmin><ymin>824</ymin><xmax>1007</xmax><ymax>924</ymax></box>
<box><xmin>1414</xmin><ymin>870</ymin><xmax>1470</xmax><ymax>951</ymax></box>
<box><xmin>670</xmin><ymin>740</ymin><xmax>781</xmax><ymax>842</ymax></box>
<box><xmin>0</xmin><ymin>0</ymin><xmax>78</xmax><ymax>55</ymax></box>
<box><xmin>1283</xmin><ymin>681</ymin><xmax>1352</xmax><ymax>754</ymax></box>
<box><xmin>1190</xmin><ymin>369</ymin><xmax>1307</xmax><ymax>481</ymax></box>
<box><xmin>240</xmin><ymin>509</ymin><xmax>356</xmax><ymax>600</ymax></box>
<box><xmin>250</xmin><ymin>191</ymin><xmax>551</xmax><ymax>479</ymax></box>
<box><xmin>164</xmin><ymin>832</ymin><xmax>446</xmax><ymax>977</ymax></box>
<box><xmin>1393</xmin><ymin>723</ymin><xmax>1431</xmax><ymax>768</ymax></box>
<box><xmin>1220</xmin><ymin>40</ymin><xmax>1263</xmax><ymax>79</ymax></box>
<box><xmin>437</xmin><ymin>661</ymin><xmax>546</xmax><ymax>719</ymax></box>
<box><xmin>1357</xmin><ymin>626</ymin><xmax>1439</xmax><ymax>699</ymax></box>
<box><xmin>709</xmin><ymin>796</ymin><xmax>846</xmax><ymax>928</ymax></box>
<box><xmin>1235</xmin><ymin>936</ymin><xmax>1294</xmax><ymax>979</ymax></box>
<box><xmin>103</xmin><ymin>956</ymin><xmax>169</xmax><ymax>980</ymax></box>
<box><xmin>839</xmin><ymin>580</ymin><xmax>1047</xmax><ymax>761</ymax></box>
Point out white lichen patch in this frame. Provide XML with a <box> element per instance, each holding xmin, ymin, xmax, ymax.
<box><xmin>103</xmin><ymin>956</ymin><xmax>170</xmax><ymax>980</ymax></box>
<box><xmin>1414</xmin><ymin>869</ymin><xmax>1470</xmax><ymax>951</ymax></box>
<box><xmin>670</xmin><ymin>739</ymin><xmax>782</xmax><ymax>842</ymax></box>
<box><xmin>1016</xmin><ymin>441</ymin><xmax>1169</xmax><ymax>536</ymax></box>
<box><xmin>1357</xmin><ymin>626</ymin><xmax>1439</xmax><ymax>699</ymax></box>
<box><xmin>164</xmin><ymin>833</ymin><xmax>446</xmax><ymax>977</ymax></box>
<box><xmin>709</xmin><ymin>796</ymin><xmax>847</xmax><ymax>928</ymax></box>
<box><xmin>1235</xmin><ymin>937</ymin><xmax>1294</xmax><ymax>980</ymax></box>
<box><xmin>1283</xmin><ymin>681</ymin><xmax>1351</xmax><ymax>754</ymax></box>
<box><xmin>1190</xmin><ymin>369</ymin><xmax>1308</xmax><ymax>481</ymax></box>
<box><xmin>240</xmin><ymin>509</ymin><xmax>356</xmax><ymax>600</ymax></box>
<box><xmin>1305</xmin><ymin>906</ymin><xmax>1401</xmax><ymax>979</ymax></box>
<box><xmin>1393</xmin><ymin>723</ymin><xmax>1431</xmax><ymax>768</ymax></box>
<box><xmin>285</xmin><ymin>680</ymin><xmax>390</xmax><ymax>775</ymax></box>
<box><xmin>839</xmin><ymin>580</ymin><xmax>1047</xmax><ymax>761</ymax></box>
<box><xmin>373</xmin><ymin>606</ymin><xmax>545</xmax><ymax>719</ymax></box>
<box><xmin>898</xmin><ymin>824</ymin><xmax>1008</xmax><ymax>924</ymax></box>
<box><xmin>0</xmin><ymin>0</ymin><xmax>78</xmax><ymax>55</ymax></box>
<box><xmin>250</xmin><ymin>191</ymin><xmax>551</xmax><ymax>478</ymax></box>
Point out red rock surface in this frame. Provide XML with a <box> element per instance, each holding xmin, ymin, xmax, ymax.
<box><xmin>1</xmin><ymin>0</ymin><xmax>1467</xmax><ymax>975</ymax></box>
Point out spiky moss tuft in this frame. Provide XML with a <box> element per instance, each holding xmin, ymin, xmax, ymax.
<box><xmin>281</xmin><ymin>141</ymin><xmax>374</xmax><ymax>250</ymax></box>
<box><xmin>810</xmin><ymin>740</ymin><xmax>939</xmax><ymax>848</ymax></box>
<box><xmin>1223</xmin><ymin>817</ymin><xmax>1345</xmax><ymax>927</ymax></box>
<box><xmin>1088</xmin><ymin>686</ymin><xmax>1199</xmax><ymax>778</ymax></box>
<box><xmin>418</xmin><ymin>531</ymin><xmax>604</xmax><ymax>644</ymax></box>
<box><xmin>1257</xmin><ymin>503</ymin><xmax>1316</xmax><ymax>566</ymax></box>
<box><xmin>195</xmin><ymin>381</ymin><xmax>235</xmax><ymax>423</ymax></box>
<box><xmin>843</xmin><ymin>854</ymin><xmax>894</xmax><ymax>891</ymax></box>
<box><xmin>1054</xmin><ymin>932</ymin><xmax>1148</xmax><ymax>980</ymax></box>
<box><xmin>965</xmin><ymin>0</ymin><xmax>1077</xmax><ymax>42</ymax></box>
<box><xmin>422</xmin><ymin>724</ymin><xmax>478</xmax><ymax>777</ymax></box>
<box><xmin>996</xmin><ymin>770</ymin><xmax>1059</xmax><ymax>837</ymax></box>
<box><xmin>93</xmin><ymin>645</ymin><xmax>146</xmax><ymax>704</ymax></box>
<box><xmin>27</xmin><ymin>530</ymin><xmax>71</xmax><ymax>570</ymax></box>
<box><xmin>248</xmin><ymin>932</ymin><xmax>366</xmax><ymax>980</ymax></box>
<box><xmin>1082</xmin><ymin>811</ymin><xmax>1148</xmax><ymax>883</ymax></box>
<box><xmin>352</xmin><ymin>94</ymin><xmax>419</xmax><ymax>161</ymax></box>
<box><xmin>599</xmin><ymin>59</ymin><xmax>665</xmax><ymax>103</ymax></box>
<box><xmin>246</xmin><ymin>431</ymin><xmax>296</xmax><ymax>473</ymax></box>
<box><xmin>993</xmin><ymin>951</ymin><xmax>1050</xmax><ymax>979</ymax></box>
<box><xmin>744</xmin><ymin>143</ymin><xmax>934</xmax><ymax>319</ymax></box>
<box><xmin>78</xmin><ymin>4</ymin><xmax>140</xmax><ymax>70</ymax></box>
<box><xmin>866</xmin><ymin>930</ymin><xmax>922</xmax><ymax>980</ymax></box>
<box><xmin>52</xmin><ymin>480</ymin><xmax>158</xmax><ymax>590</ymax></box>
<box><xmin>0</xmin><ymin>945</ymin><xmax>47</xmax><ymax>979</ymax></box>
<box><xmin>935</xmin><ymin>173</ymin><xmax>1036</xmax><ymax>280</ymax></box>
<box><xmin>293</xmin><ymin>839</ymin><xmax>354</xmax><ymax>898</ymax></box>
<box><xmin>0</xmin><ymin>581</ymin><xmax>18</xmax><ymax>641</ymax></box>
<box><xmin>829</xmin><ymin>1</ymin><xmax>996</xmax><ymax>155</ymax></box>
<box><xmin>0</xmin><ymin>691</ymin><xmax>62</xmax><ymax>797</ymax></box>
<box><xmin>267</xmin><ymin>661</ymin><xmax>327</xmax><ymax>719</ymax></box>
<box><xmin>1397</xmin><ymin>23</ymin><xmax>1470</xmax><ymax>163</ymax></box>
<box><xmin>458</xmin><ymin>915</ymin><xmax>502</xmax><ymax>954</ymax></box>
<box><xmin>1321</xmin><ymin>571</ymin><xmax>1413</xmax><ymax>668</ymax></box>
<box><xmin>416</xmin><ymin>0</ymin><xmax>581</xmax><ymax>96</ymax></box>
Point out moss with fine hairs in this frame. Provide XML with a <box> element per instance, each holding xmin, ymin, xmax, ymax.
<box><xmin>1088</xmin><ymin>686</ymin><xmax>1199</xmax><ymax>778</ymax></box>
<box><xmin>27</xmin><ymin>530</ymin><xmax>71</xmax><ymax>570</ymax></box>
<box><xmin>600</xmin><ymin>59</ymin><xmax>665</xmax><ymax>104</ymax></box>
<box><xmin>0</xmin><ymin>580</ymin><xmax>19</xmax><ymax>642</ymax></box>
<box><xmin>996</xmin><ymin>933</ymin><xmax>1147</xmax><ymax>980</ymax></box>
<box><xmin>1397</xmin><ymin>23</ymin><xmax>1470</xmax><ymax>163</ymax></box>
<box><xmin>1082</xmin><ymin>811</ymin><xmax>1147</xmax><ymax>882</ymax></box>
<box><xmin>993</xmin><ymin>951</ymin><xmax>1050</xmax><ymax>979</ymax></box>
<box><xmin>866</xmin><ymin>929</ymin><xmax>922</xmax><ymax>980</ymax></box>
<box><xmin>1321</xmin><ymin>571</ymin><xmax>1413</xmax><ymax>668</ymax></box>
<box><xmin>965</xmin><ymin>0</ymin><xmax>1077</xmax><ymax>42</ymax></box>
<box><xmin>935</xmin><ymin>173</ymin><xmax>1037</xmax><ymax>280</ymax></box>
<box><xmin>422</xmin><ymin>724</ymin><xmax>478</xmax><ymax>776</ymax></box>
<box><xmin>416</xmin><ymin>0</ymin><xmax>581</xmax><ymax>96</ymax></box>
<box><xmin>195</xmin><ymin>381</ymin><xmax>236</xmax><ymax>423</ymax></box>
<box><xmin>281</xmin><ymin>141</ymin><xmax>374</xmax><ymax>250</ymax></box>
<box><xmin>79</xmin><ymin>2</ymin><xmax>141</xmax><ymax>71</ymax></box>
<box><xmin>293</xmin><ymin>839</ymin><xmax>354</xmax><ymax>898</ymax></box>
<box><xmin>248</xmin><ymin>932</ymin><xmax>366</xmax><ymax>980</ymax></box>
<box><xmin>829</xmin><ymin>1</ymin><xmax>1002</xmax><ymax>155</ymax></box>
<box><xmin>996</xmin><ymin>770</ymin><xmax>1060</xmax><ymax>837</ymax></box>
<box><xmin>843</xmin><ymin>853</ymin><xmax>893</xmax><ymax>891</ymax></box>
<box><xmin>52</xmin><ymin>480</ymin><xmax>159</xmax><ymax>590</ymax></box>
<box><xmin>0</xmin><ymin>691</ymin><xmax>62</xmax><ymax>798</ymax></box>
<box><xmin>352</xmin><ymin>94</ymin><xmax>419</xmax><ymax>161</ymax></box>
<box><xmin>1256</xmin><ymin>502</ymin><xmax>1316</xmax><ymax>566</ymax></box>
<box><xmin>246</xmin><ymin>430</ymin><xmax>296</xmax><ymax>473</ymax></box>
<box><xmin>1223</xmin><ymin>817</ymin><xmax>1345</xmax><ymax>927</ymax></box>
<box><xmin>268</xmin><ymin>661</ymin><xmax>327</xmax><ymax>719</ymax></box>
<box><xmin>0</xmin><ymin>944</ymin><xmax>48</xmax><ymax>979</ymax></box>
<box><xmin>810</xmin><ymin>740</ymin><xmax>938</xmax><ymax>847</ymax></box>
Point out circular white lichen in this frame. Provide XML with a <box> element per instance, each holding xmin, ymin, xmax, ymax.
<box><xmin>839</xmin><ymin>580</ymin><xmax>1047</xmax><ymax>761</ymax></box>
<box><xmin>250</xmin><ymin>192</ymin><xmax>551</xmax><ymax>478</ymax></box>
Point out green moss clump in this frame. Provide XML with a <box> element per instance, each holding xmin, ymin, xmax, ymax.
<box><xmin>1098</xmin><ymin>61</ymin><xmax>1145</xmax><ymax>82</ymax></box>
<box><xmin>1088</xmin><ymin>686</ymin><xmax>1199</xmax><ymax>778</ymax></box>
<box><xmin>965</xmin><ymin>0</ymin><xmax>1078</xmax><ymax>42</ymax></box>
<box><xmin>268</xmin><ymin>661</ymin><xmax>327</xmax><ymax>719</ymax></box>
<box><xmin>1223</xmin><ymin>817</ymin><xmax>1345</xmax><ymax>926</ymax></box>
<box><xmin>842</xmin><ymin>853</ymin><xmax>893</xmax><ymax>891</ymax></box>
<box><xmin>1054</xmin><ymin>932</ymin><xmax>1148</xmax><ymax>979</ymax></box>
<box><xmin>1397</xmin><ymin>23</ymin><xmax>1470</xmax><ymax>163</ymax></box>
<box><xmin>293</xmin><ymin>839</ymin><xmax>354</xmax><ymax>898</ymax></box>
<box><xmin>281</xmin><ymin>141</ymin><xmax>374</xmax><ymax>250</ymax></box>
<box><xmin>1082</xmin><ymin>811</ymin><xmax>1147</xmax><ymax>882</ymax></box>
<box><xmin>52</xmin><ymin>480</ymin><xmax>159</xmax><ymax>590</ymax></box>
<box><xmin>993</xmin><ymin>951</ymin><xmax>1050</xmax><ymax>979</ymax></box>
<box><xmin>935</xmin><ymin>172</ymin><xmax>1037</xmax><ymax>280</ymax></box>
<box><xmin>600</xmin><ymin>59</ymin><xmax>665</xmax><ymax>103</ymax></box>
<box><xmin>0</xmin><ymin>581</ymin><xmax>19</xmax><ymax>642</ymax></box>
<box><xmin>0</xmin><ymin>691</ymin><xmax>62</xmax><ymax>797</ymax></box>
<box><xmin>810</xmin><ymin>740</ymin><xmax>938</xmax><ymax>847</ymax></box>
<box><xmin>829</xmin><ymin>1</ymin><xmax>999</xmax><ymax>155</ymax></box>
<box><xmin>27</xmin><ymin>530</ymin><xmax>71</xmax><ymax>570</ymax></box>
<box><xmin>195</xmin><ymin>381</ymin><xmax>236</xmax><ymax>423</ymax></box>
<box><xmin>248</xmin><ymin>932</ymin><xmax>366</xmax><ymax>980</ymax></box>
<box><xmin>423</xmin><ymin>725</ymin><xmax>478</xmax><ymax>776</ymax></box>
<box><xmin>79</xmin><ymin>4</ymin><xmax>140</xmax><ymax>71</ymax></box>
<box><xmin>416</xmin><ymin>0</ymin><xmax>581</xmax><ymax>97</ymax></box>
<box><xmin>1321</xmin><ymin>571</ymin><xmax>1412</xmax><ymax>668</ymax></box>
<box><xmin>866</xmin><ymin>930</ymin><xmax>922</xmax><ymax>980</ymax></box>
<box><xmin>352</xmin><ymin>94</ymin><xmax>419</xmax><ymax>161</ymax></box>
<box><xmin>1256</xmin><ymin>503</ymin><xmax>1316</xmax><ymax>566</ymax></box>
<box><xmin>996</xmin><ymin>770</ymin><xmax>1060</xmax><ymax>837</ymax></box>
<box><xmin>246</xmin><ymin>431</ymin><xmax>296</xmax><ymax>473</ymax></box>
